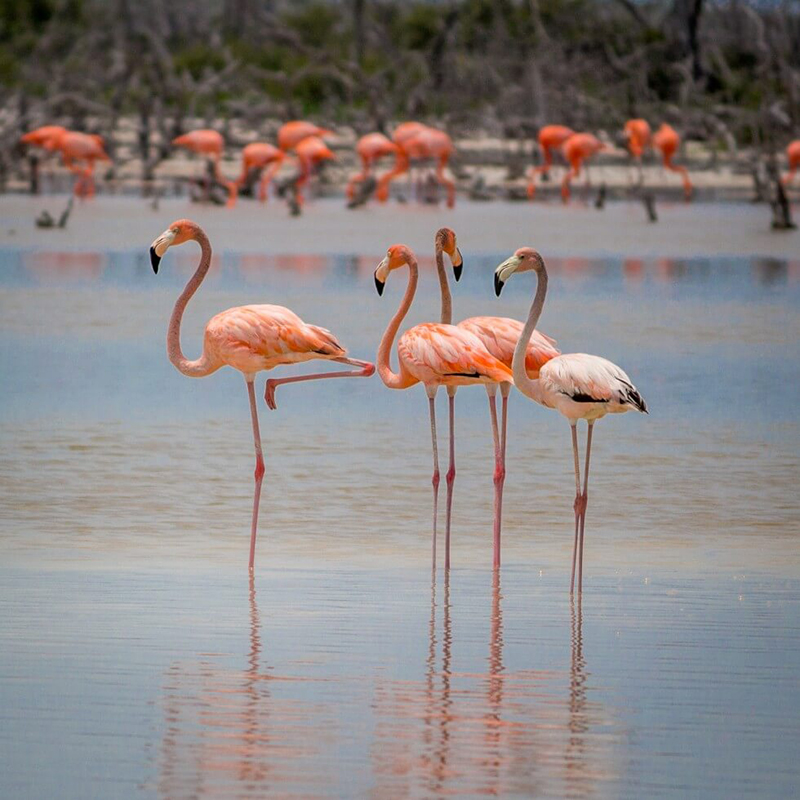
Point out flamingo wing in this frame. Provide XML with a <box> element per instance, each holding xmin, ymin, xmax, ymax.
<box><xmin>540</xmin><ymin>353</ymin><xmax>647</xmax><ymax>412</ymax></box>
<box><xmin>458</xmin><ymin>316</ymin><xmax>559</xmax><ymax>376</ymax></box>
<box><xmin>398</xmin><ymin>323</ymin><xmax>513</xmax><ymax>384</ymax></box>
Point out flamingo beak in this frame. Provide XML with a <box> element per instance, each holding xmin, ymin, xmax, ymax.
<box><xmin>150</xmin><ymin>247</ymin><xmax>160</xmax><ymax>274</ymax></box>
<box><xmin>494</xmin><ymin>254</ymin><xmax>521</xmax><ymax>296</ymax></box>
<box><xmin>150</xmin><ymin>229</ymin><xmax>176</xmax><ymax>274</ymax></box>
<box><xmin>374</xmin><ymin>256</ymin><xmax>390</xmax><ymax>295</ymax></box>
<box><xmin>494</xmin><ymin>272</ymin><xmax>504</xmax><ymax>296</ymax></box>
<box><xmin>374</xmin><ymin>273</ymin><xmax>385</xmax><ymax>295</ymax></box>
<box><xmin>452</xmin><ymin>247</ymin><xmax>463</xmax><ymax>281</ymax></box>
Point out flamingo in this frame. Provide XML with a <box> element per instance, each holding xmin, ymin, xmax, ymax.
<box><xmin>374</xmin><ymin>244</ymin><xmax>513</xmax><ymax>570</ymax></box>
<box><xmin>20</xmin><ymin>125</ymin><xmax>69</xmax><ymax>151</ymax></box>
<box><xmin>429</xmin><ymin>228</ymin><xmax>559</xmax><ymax>567</ymax></box>
<box><xmin>784</xmin><ymin>140</ymin><xmax>800</xmax><ymax>186</ymax></box>
<box><xmin>292</xmin><ymin>136</ymin><xmax>335</xmax><ymax>207</ymax></box>
<box><xmin>494</xmin><ymin>247</ymin><xmax>648</xmax><ymax>593</ymax></box>
<box><xmin>624</xmin><ymin>118</ymin><xmax>651</xmax><ymax>160</ymax></box>
<box><xmin>236</xmin><ymin>143</ymin><xmax>285</xmax><ymax>202</ymax></box>
<box><xmin>277</xmin><ymin>121</ymin><xmax>333</xmax><ymax>152</ymax></box>
<box><xmin>51</xmin><ymin>130</ymin><xmax>110</xmax><ymax>198</ymax></box>
<box><xmin>346</xmin><ymin>132</ymin><xmax>399</xmax><ymax>200</ymax></box>
<box><xmin>149</xmin><ymin>219</ymin><xmax>375</xmax><ymax>571</ymax></box>
<box><xmin>172</xmin><ymin>129</ymin><xmax>237</xmax><ymax>207</ymax></box>
<box><xmin>560</xmin><ymin>133</ymin><xmax>605</xmax><ymax>202</ymax></box>
<box><xmin>376</xmin><ymin>124</ymin><xmax>456</xmax><ymax>207</ymax></box>
<box><xmin>527</xmin><ymin>125</ymin><xmax>575</xmax><ymax>198</ymax></box>
<box><xmin>652</xmin><ymin>123</ymin><xmax>693</xmax><ymax>200</ymax></box>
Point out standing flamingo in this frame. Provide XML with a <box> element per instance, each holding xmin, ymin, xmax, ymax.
<box><xmin>431</xmin><ymin>228</ymin><xmax>559</xmax><ymax>567</ymax></box>
<box><xmin>346</xmin><ymin>133</ymin><xmax>399</xmax><ymax>200</ymax></box>
<box><xmin>374</xmin><ymin>244</ymin><xmax>513</xmax><ymax>569</ymax></box>
<box><xmin>149</xmin><ymin>219</ymin><xmax>374</xmax><ymax>571</ymax></box>
<box><xmin>277</xmin><ymin>121</ymin><xmax>333</xmax><ymax>152</ymax></box>
<box><xmin>52</xmin><ymin>131</ymin><xmax>110</xmax><ymax>198</ymax></box>
<box><xmin>560</xmin><ymin>134</ymin><xmax>605</xmax><ymax>202</ymax></box>
<box><xmin>293</xmin><ymin>136</ymin><xmax>335</xmax><ymax>207</ymax></box>
<box><xmin>527</xmin><ymin>125</ymin><xmax>575</xmax><ymax>198</ymax></box>
<box><xmin>494</xmin><ymin>248</ymin><xmax>647</xmax><ymax>593</ymax></box>
<box><xmin>172</xmin><ymin>130</ymin><xmax>237</xmax><ymax>207</ymax></box>
<box><xmin>624</xmin><ymin>118</ymin><xmax>651</xmax><ymax>159</ymax></box>
<box><xmin>652</xmin><ymin>123</ymin><xmax>693</xmax><ymax>200</ymax></box>
<box><xmin>236</xmin><ymin>143</ymin><xmax>285</xmax><ymax>202</ymax></box>
<box><xmin>784</xmin><ymin>140</ymin><xmax>800</xmax><ymax>186</ymax></box>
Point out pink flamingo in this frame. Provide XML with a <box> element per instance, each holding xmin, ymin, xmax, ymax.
<box><xmin>784</xmin><ymin>140</ymin><xmax>800</xmax><ymax>186</ymax></box>
<box><xmin>52</xmin><ymin>131</ymin><xmax>110</xmax><ymax>198</ymax></box>
<box><xmin>149</xmin><ymin>219</ymin><xmax>375</xmax><ymax>571</ymax></box>
<box><xmin>277</xmin><ymin>121</ymin><xmax>333</xmax><ymax>153</ymax></box>
<box><xmin>494</xmin><ymin>248</ymin><xmax>648</xmax><ymax>593</ymax></box>
<box><xmin>20</xmin><ymin>125</ymin><xmax>69</xmax><ymax>151</ymax></box>
<box><xmin>374</xmin><ymin>244</ymin><xmax>513</xmax><ymax>570</ymax></box>
<box><xmin>527</xmin><ymin>124</ymin><xmax>575</xmax><ymax>198</ymax></box>
<box><xmin>346</xmin><ymin>132</ymin><xmax>399</xmax><ymax>200</ymax></box>
<box><xmin>430</xmin><ymin>228</ymin><xmax>559</xmax><ymax>567</ymax></box>
<box><xmin>172</xmin><ymin>129</ymin><xmax>237</xmax><ymax>207</ymax></box>
<box><xmin>292</xmin><ymin>136</ymin><xmax>335</xmax><ymax>207</ymax></box>
<box><xmin>236</xmin><ymin>143</ymin><xmax>285</xmax><ymax>202</ymax></box>
<box><xmin>652</xmin><ymin>123</ymin><xmax>693</xmax><ymax>200</ymax></box>
<box><xmin>560</xmin><ymin>133</ymin><xmax>605</xmax><ymax>203</ymax></box>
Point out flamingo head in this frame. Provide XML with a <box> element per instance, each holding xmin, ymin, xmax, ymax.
<box><xmin>374</xmin><ymin>244</ymin><xmax>414</xmax><ymax>295</ymax></box>
<box><xmin>494</xmin><ymin>247</ymin><xmax>545</xmax><ymax>296</ymax></box>
<box><xmin>436</xmin><ymin>227</ymin><xmax>463</xmax><ymax>281</ymax></box>
<box><xmin>149</xmin><ymin>219</ymin><xmax>198</xmax><ymax>273</ymax></box>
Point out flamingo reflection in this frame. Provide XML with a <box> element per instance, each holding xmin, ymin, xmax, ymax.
<box><xmin>565</xmin><ymin>596</ymin><xmax>590</xmax><ymax>797</ymax></box>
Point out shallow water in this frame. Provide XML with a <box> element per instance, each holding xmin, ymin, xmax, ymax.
<box><xmin>1</xmin><ymin>226</ymin><xmax>799</xmax><ymax>797</ymax></box>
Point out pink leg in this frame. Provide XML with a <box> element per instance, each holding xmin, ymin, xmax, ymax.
<box><xmin>487</xmin><ymin>387</ymin><xmax>502</xmax><ymax>569</ymax></box>
<box><xmin>427</xmin><ymin>389</ymin><xmax>440</xmax><ymax>570</ymax></box>
<box><xmin>444</xmin><ymin>387</ymin><xmax>456</xmax><ymax>571</ymax></box>
<box><xmin>577</xmin><ymin>422</ymin><xmax>594</xmax><ymax>594</ymax></box>
<box><xmin>264</xmin><ymin>358</ymin><xmax>374</xmax><ymax>410</ymax></box>
<box><xmin>246</xmin><ymin>379</ymin><xmax>265</xmax><ymax>572</ymax></box>
<box><xmin>570</xmin><ymin>423</ymin><xmax>583</xmax><ymax>594</ymax></box>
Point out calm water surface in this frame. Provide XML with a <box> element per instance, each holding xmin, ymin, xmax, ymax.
<box><xmin>1</xmin><ymin>236</ymin><xmax>799</xmax><ymax>797</ymax></box>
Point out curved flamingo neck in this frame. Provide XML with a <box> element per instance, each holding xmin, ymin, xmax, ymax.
<box><xmin>434</xmin><ymin>236</ymin><xmax>452</xmax><ymax>324</ymax></box>
<box><xmin>512</xmin><ymin>261</ymin><xmax>549</xmax><ymax>403</ymax></box>
<box><xmin>168</xmin><ymin>228</ymin><xmax>219</xmax><ymax>378</ymax></box>
<box><xmin>377</xmin><ymin>256</ymin><xmax>418</xmax><ymax>390</ymax></box>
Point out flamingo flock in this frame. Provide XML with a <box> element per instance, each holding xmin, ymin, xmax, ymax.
<box><xmin>150</xmin><ymin>218</ymin><xmax>647</xmax><ymax>594</ymax></box>
<box><xmin>21</xmin><ymin>119</ymin><xmax>800</xmax><ymax>206</ymax></box>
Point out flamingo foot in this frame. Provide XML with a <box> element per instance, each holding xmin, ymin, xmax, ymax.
<box><xmin>265</xmin><ymin>380</ymin><xmax>279</xmax><ymax>410</ymax></box>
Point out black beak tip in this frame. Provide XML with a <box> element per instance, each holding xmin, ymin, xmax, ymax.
<box><xmin>453</xmin><ymin>263</ymin><xmax>463</xmax><ymax>282</ymax></box>
<box><xmin>374</xmin><ymin>274</ymin><xmax>385</xmax><ymax>296</ymax></box>
<box><xmin>494</xmin><ymin>273</ymin><xmax>504</xmax><ymax>297</ymax></box>
<box><xmin>150</xmin><ymin>246</ymin><xmax>160</xmax><ymax>275</ymax></box>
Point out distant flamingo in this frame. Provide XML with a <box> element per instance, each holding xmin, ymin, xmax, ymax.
<box><xmin>376</xmin><ymin>124</ymin><xmax>456</xmax><ymax>207</ymax></box>
<box><xmin>784</xmin><ymin>140</ymin><xmax>800</xmax><ymax>186</ymax></box>
<box><xmin>149</xmin><ymin>219</ymin><xmax>374</xmax><ymax>571</ymax></box>
<box><xmin>277</xmin><ymin>121</ymin><xmax>333</xmax><ymax>152</ymax></box>
<box><xmin>527</xmin><ymin>124</ymin><xmax>575</xmax><ymax>198</ymax></box>
<box><xmin>624</xmin><ymin>118</ymin><xmax>651</xmax><ymax>159</ymax></box>
<box><xmin>236</xmin><ymin>143</ymin><xmax>285</xmax><ymax>201</ymax></box>
<box><xmin>374</xmin><ymin>244</ymin><xmax>512</xmax><ymax>569</ymax></box>
<box><xmin>346</xmin><ymin>133</ymin><xmax>398</xmax><ymax>200</ymax></box>
<box><xmin>20</xmin><ymin>125</ymin><xmax>69</xmax><ymax>151</ymax></box>
<box><xmin>293</xmin><ymin>136</ymin><xmax>335</xmax><ymax>206</ymax></box>
<box><xmin>561</xmin><ymin>133</ymin><xmax>605</xmax><ymax>202</ymax></box>
<box><xmin>495</xmin><ymin>248</ymin><xmax>648</xmax><ymax>593</ymax></box>
<box><xmin>52</xmin><ymin>130</ymin><xmax>110</xmax><ymax>198</ymax></box>
<box><xmin>652</xmin><ymin>123</ymin><xmax>693</xmax><ymax>200</ymax></box>
<box><xmin>172</xmin><ymin>129</ymin><xmax>237</xmax><ymax>207</ymax></box>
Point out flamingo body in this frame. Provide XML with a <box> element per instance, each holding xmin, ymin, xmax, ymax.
<box><xmin>561</xmin><ymin>133</ymin><xmax>604</xmax><ymax>201</ymax></box>
<box><xmin>652</xmin><ymin>123</ymin><xmax>693</xmax><ymax>199</ymax></box>
<box><xmin>347</xmin><ymin>133</ymin><xmax>398</xmax><ymax>199</ymax></box>
<box><xmin>278</xmin><ymin>121</ymin><xmax>332</xmax><ymax>152</ymax></box>
<box><xmin>624</xmin><ymin>119</ymin><xmax>651</xmax><ymax>158</ymax></box>
<box><xmin>21</xmin><ymin>125</ymin><xmax>69</xmax><ymax>151</ymax></box>
<box><xmin>528</xmin><ymin>125</ymin><xmax>575</xmax><ymax>198</ymax></box>
<box><xmin>784</xmin><ymin>140</ymin><xmax>800</xmax><ymax>186</ymax></box>
<box><xmin>172</xmin><ymin>130</ymin><xmax>236</xmax><ymax>206</ymax></box>
<box><xmin>237</xmin><ymin>143</ymin><xmax>285</xmax><ymax>201</ymax></box>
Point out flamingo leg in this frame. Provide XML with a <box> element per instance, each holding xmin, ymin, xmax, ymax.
<box><xmin>577</xmin><ymin>422</ymin><xmax>594</xmax><ymax>594</ymax></box>
<box><xmin>570</xmin><ymin>422</ymin><xmax>582</xmax><ymax>594</ymax></box>
<box><xmin>487</xmin><ymin>386</ymin><xmax>503</xmax><ymax>569</ymax></box>
<box><xmin>427</xmin><ymin>388</ymin><xmax>440</xmax><ymax>570</ymax></box>
<box><xmin>264</xmin><ymin>358</ymin><xmax>374</xmax><ymax>410</ymax></box>
<box><xmin>444</xmin><ymin>387</ymin><xmax>456</xmax><ymax>571</ymax></box>
<box><xmin>246</xmin><ymin>379</ymin><xmax>265</xmax><ymax>572</ymax></box>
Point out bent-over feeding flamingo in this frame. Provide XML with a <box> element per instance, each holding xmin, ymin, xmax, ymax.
<box><xmin>20</xmin><ymin>125</ymin><xmax>69</xmax><ymax>151</ymax></box>
<box><xmin>527</xmin><ymin>125</ymin><xmax>575</xmax><ymax>199</ymax></box>
<box><xmin>494</xmin><ymin>248</ymin><xmax>647</xmax><ymax>593</ymax></box>
<box><xmin>374</xmin><ymin>244</ymin><xmax>513</xmax><ymax>570</ymax></box>
<box><xmin>293</xmin><ymin>136</ymin><xmax>335</xmax><ymax>207</ymax></box>
<box><xmin>277</xmin><ymin>121</ymin><xmax>333</xmax><ymax>152</ymax></box>
<box><xmin>52</xmin><ymin>130</ymin><xmax>110</xmax><ymax>198</ymax></box>
<box><xmin>172</xmin><ymin>129</ymin><xmax>237</xmax><ymax>207</ymax></box>
<box><xmin>561</xmin><ymin>133</ymin><xmax>605</xmax><ymax>202</ymax></box>
<box><xmin>784</xmin><ymin>140</ymin><xmax>800</xmax><ymax>186</ymax></box>
<box><xmin>236</xmin><ymin>143</ymin><xmax>285</xmax><ymax>202</ymax></box>
<box><xmin>652</xmin><ymin>123</ymin><xmax>693</xmax><ymax>200</ymax></box>
<box><xmin>346</xmin><ymin>133</ymin><xmax>399</xmax><ymax>200</ymax></box>
<box><xmin>149</xmin><ymin>219</ymin><xmax>374</xmax><ymax>571</ymax></box>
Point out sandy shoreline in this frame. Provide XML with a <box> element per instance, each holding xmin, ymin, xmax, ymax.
<box><xmin>0</xmin><ymin>195</ymin><xmax>797</xmax><ymax>258</ymax></box>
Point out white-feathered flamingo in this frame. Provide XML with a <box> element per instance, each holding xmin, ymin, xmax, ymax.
<box><xmin>494</xmin><ymin>248</ymin><xmax>648</xmax><ymax>593</ymax></box>
<box><xmin>149</xmin><ymin>219</ymin><xmax>374</xmax><ymax>571</ymax></box>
